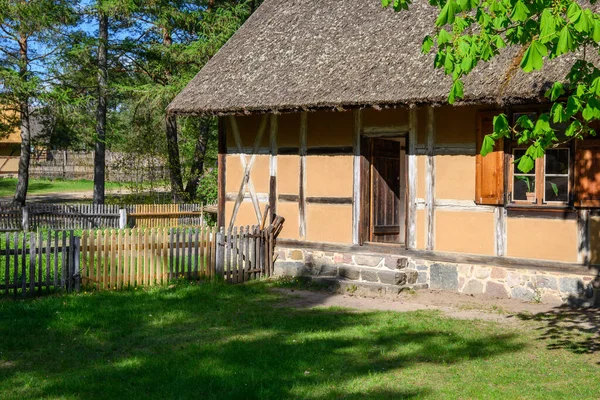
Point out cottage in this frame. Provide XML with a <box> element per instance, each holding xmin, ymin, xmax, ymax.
<box><xmin>169</xmin><ymin>0</ymin><xmax>600</xmax><ymax>304</ymax></box>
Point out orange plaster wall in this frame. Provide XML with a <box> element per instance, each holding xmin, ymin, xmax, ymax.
<box><xmin>417</xmin><ymin>155</ymin><xmax>426</xmax><ymax>200</ymax></box>
<box><xmin>306</xmin><ymin>204</ymin><xmax>353</xmax><ymax>244</ymax></box>
<box><xmin>278</xmin><ymin>155</ymin><xmax>300</xmax><ymax>196</ymax></box>
<box><xmin>225</xmin><ymin>154</ymin><xmax>270</xmax><ymax>195</ymax></box>
<box><xmin>507</xmin><ymin>217</ymin><xmax>578</xmax><ymax>262</ymax></box>
<box><xmin>435</xmin><ymin>211</ymin><xmax>495</xmax><ymax>255</ymax></box>
<box><xmin>590</xmin><ymin>215</ymin><xmax>600</xmax><ymax>265</ymax></box>
<box><xmin>307</xmin><ymin>110</ymin><xmax>353</xmax><ymax>147</ymax></box>
<box><xmin>276</xmin><ymin>202</ymin><xmax>301</xmax><ymax>241</ymax></box>
<box><xmin>363</xmin><ymin>107</ymin><xmax>409</xmax><ymax>127</ymax></box>
<box><xmin>435</xmin><ymin>105</ymin><xmax>477</xmax><ymax>144</ymax></box>
<box><xmin>225</xmin><ymin>201</ymin><xmax>266</xmax><ymax>228</ymax></box>
<box><xmin>435</xmin><ymin>155</ymin><xmax>476</xmax><ymax>201</ymax></box>
<box><xmin>306</xmin><ymin>155</ymin><xmax>353</xmax><ymax>198</ymax></box>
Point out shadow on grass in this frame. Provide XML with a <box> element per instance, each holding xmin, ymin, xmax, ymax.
<box><xmin>516</xmin><ymin>305</ymin><xmax>600</xmax><ymax>357</ymax></box>
<box><xmin>0</xmin><ymin>282</ymin><xmax>524</xmax><ymax>399</ymax></box>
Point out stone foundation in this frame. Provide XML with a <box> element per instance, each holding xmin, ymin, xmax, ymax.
<box><xmin>274</xmin><ymin>247</ymin><xmax>600</xmax><ymax>306</ymax></box>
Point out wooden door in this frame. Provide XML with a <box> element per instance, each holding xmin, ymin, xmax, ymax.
<box><xmin>370</xmin><ymin>138</ymin><xmax>406</xmax><ymax>243</ymax></box>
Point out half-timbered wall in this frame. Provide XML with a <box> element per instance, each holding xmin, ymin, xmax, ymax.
<box><xmin>221</xmin><ymin>105</ymin><xmax>589</xmax><ymax>264</ymax></box>
<box><xmin>224</xmin><ymin>110</ymin><xmax>355</xmax><ymax>244</ymax></box>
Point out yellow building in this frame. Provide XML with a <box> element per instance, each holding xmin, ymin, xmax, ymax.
<box><xmin>169</xmin><ymin>0</ymin><xmax>600</xmax><ymax>305</ymax></box>
<box><xmin>0</xmin><ymin>109</ymin><xmax>21</xmax><ymax>176</ymax></box>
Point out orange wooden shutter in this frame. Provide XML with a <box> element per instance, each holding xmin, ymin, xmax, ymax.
<box><xmin>575</xmin><ymin>139</ymin><xmax>600</xmax><ymax>207</ymax></box>
<box><xmin>476</xmin><ymin>111</ymin><xmax>505</xmax><ymax>205</ymax></box>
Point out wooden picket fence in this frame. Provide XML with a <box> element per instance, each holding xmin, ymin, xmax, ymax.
<box><xmin>0</xmin><ymin>215</ymin><xmax>284</xmax><ymax>297</ymax></box>
<box><xmin>79</xmin><ymin>227</ymin><xmax>218</xmax><ymax>290</ymax></box>
<box><xmin>0</xmin><ymin>231</ymin><xmax>80</xmax><ymax>296</ymax></box>
<box><xmin>0</xmin><ymin>202</ymin><xmax>216</xmax><ymax>231</ymax></box>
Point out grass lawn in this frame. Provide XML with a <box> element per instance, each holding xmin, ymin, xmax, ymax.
<box><xmin>0</xmin><ymin>178</ymin><xmax>123</xmax><ymax>198</ymax></box>
<box><xmin>0</xmin><ymin>282</ymin><xmax>598</xmax><ymax>399</ymax></box>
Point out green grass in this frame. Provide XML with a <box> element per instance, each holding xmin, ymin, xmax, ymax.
<box><xmin>0</xmin><ymin>282</ymin><xmax>598</xmax><ymax>399</ymax></box>
<box><xmin>0</xmin><ymin>178</ymin><xmax>123</xmax><ymax>198</ymax></box>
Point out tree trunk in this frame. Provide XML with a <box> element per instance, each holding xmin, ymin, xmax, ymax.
<box><xmin>162</xmin><ymin>27</ymin><xmax>184</xmax><ymax>202</ymax></box>
<box><xmin>184</xmin><ymin>118</ymin><xmax>210</xmax><ymax>200</ymax></box>
<box><xmin>166</xmin><ymin>115</ymin><xmax>184</xmax><ymax>202</ymax></box>
<box><xmin>14</xmin><ymin>32</ymin><xmax>30</xmax><ymax>206</ymax></box>
<box><xmin>93</xmin><ymin>10</ymin><xmax>108</xmax><ymax>205</ymax></box>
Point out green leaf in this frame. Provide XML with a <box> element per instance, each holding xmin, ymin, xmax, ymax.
<box><xmin>551</xmin><ymin>103</ymin><xmax>567</xmax><ymax>123</ymax></box>
<box><xmin>438</xmin><ymin>29</ymin><xmax>452</xmax><ymax>45</ymax></box>
<box><xmin>593</xmin><ymin>19</ymin><xmax>600</xmax><ymax>42</ymax></box>
<box><xmin>511</xmin><ymin>0</ymin><xmax>529</xmax><ymax>22</ymax></box>
<box><xmin>517</xmin><ymin>155</ymin><xmax>535</xmax><ymax>173</ymax></box>
<box><xmin>545</xmin><ymin>82</ymin><xmax>565</xmax><ymax>101</ymax></box>
<box><xmin>480</xmin><ymin>135</ymin><xmax>496</xmax><ymax>156</ymax></box>
<box><xmin>539</xmin><ymin>9</ymin><xmax>557</xmax><ymax>43</ymax></box>
<box><xmin>591</xmin><ymin>77</ymin><xmax>600</xmax><ymax>96</ymax></box>
<box><xmin>516</xmin><ymin>114</ymin><xmax>534</xmax><ymax>130</ymax></box>
<box><xmin>520</xmin><ymin>40</ymin><xmax>546</xmax><ymax>72</ymax></box>
<box><xmin>436</xmin><ymin>0</ymin><xmax>458</xmax><ymax>27</ymax></box>
<box><xmin>556</xmin><ymin>26</ymin><xmax>574</xmax><ymax>56</ymax></box>
<box><xmin>566</xmin><ymin>95</ymin><xmax>582</xmax><ymax>116</ymax></box>
<box><xmin>565</xmin><ymin>120</ymin><xmax>583</xmax><ymax>136</ymax></box>
<box><xmin>567</xmin><ymin>2</ymin><xmax>582</xmax><ymax>23</ymax></box>
<box><xmin>422</xmin><ymin>35</ymin><xmax>434</xmax><ymax>53</ymax></box>
<box><xmin>461</xmin><ymin>56</ymin><xmax>474</xmax><ymax>72</ymax></box>
<box><xmin>493</xmin><ymin>35</ymin><xmax>506</xmax><ymax>49</ymax></box>
<box><xmin>493</xmin><ymin>114</ymin><xmax>510</xmax><ymax>137</ymax></box>
<box><xmin>448</xmin><ymin>80</ymin><xmax>464</xmax><ymax>104</ymax></box>
<box><xmin>583</xmin><ymin>104</ymin><xmax>595</xmax><ymax>121</ymax></box>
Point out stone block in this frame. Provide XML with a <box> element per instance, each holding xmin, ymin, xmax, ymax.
<box><xmin>506</xmin><ymin>272</ymin><xmax>521</xmax><ymax>288</ymax></box>
<box><xmin>273</xmin><ymin>262</ymin><xmax>309</xmax><ymax>278</ymax></box>
<box><xmin>417</xmin><ymin>272</ymin><xmax>428</xmax><ymax>284</ymax></box>
<box><xmin>339</xmin><ymin>265</ymin><xmax>360</xmax><ymax>280</ymax></box>
<box><xmin>361</xmin><ymin>269</ymin><xmax>379</xmax><ymax>283</ymax></box>
<box><xmin>474</xmin><ymin>267</ymin><xmax>491</xmax><ymax>280</ymax></box>
<box><xmin>289</xmin><ymin>250</ymin><xmax>304</xmax><ymax>261</ymax></box>
<box><xmin>415</xmin><ymin>263</ymin><xmax>429</xmax><ymax>271</ymax></box>
<box><xmin>378</xmin><ymin>270</ymin><xmax>406</xmax><ymax>285</ymax></box>
<box><xmin>540</xmin><ymin>293</ymin><xmax>563</xmax><ymax>305</ymax></box>
<box><xmin>385</xmin><ymin>256</ymin><xmax>410</xmax><ymax>270</ymax></box>
<box><xmin>457</xmin><ymin>265</ymin><xmax>472</xmax><ymax>277</ymax></box>
<box><xmin>354</xmin><ymin>255</ymin><xmax>383</xmax><ymax>268</ymax></box>
<box><xmin>491</xmin><ymin>267</ymin><xmax>507</xmax><ymax>280</ymax></box>
<box><xmin>463</xmin><ymin>279</ymin><xmax>484</xmax><ymax>295</ymax></box>
<box><xmin>429</xmin><ymin>263</ymin><xmax>458</xmax><ymax>291</ymax></box>
<box><xmin>485</xmin><ymin>281</ymin><xmax>509</xmax><ymax>298</ymax></box>
<box><xmin>559</xmin><ymin>277</ymin><xmax>582</xmax><ymax>295</ymax></box>
<box><xmin>405</xmin><ymin>269</ymin><xmax>418</xmax><ymax>285</ymax></box>
<box><xmin>533</xmin><ymin>276</ymin><xmax>558</xmax><ymax>290</ymax></box>
<box><xmin>315</xmin><ymin>264</ymin><xmax>338</xmax><ymax>277</ymax></box>
<box><xmin>510</xmin><ymin>286</ymin><xmax>535</xmax><ymax>301</ymax></box>
<box><xmin>333</xmin><ymin>253</ymin><xmax>353</xmax><ymax>264</ymax></box>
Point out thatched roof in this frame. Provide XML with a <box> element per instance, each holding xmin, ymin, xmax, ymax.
<box><xmin>168</xmin><ymin>0</ymin><xmax>588</xmax><ymax>116</ymax></box>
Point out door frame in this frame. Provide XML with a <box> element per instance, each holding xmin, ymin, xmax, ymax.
<box><xmin>359</xmin><ymin>131</ymin><xmax>409</xmax><ymax>245</ymax></box>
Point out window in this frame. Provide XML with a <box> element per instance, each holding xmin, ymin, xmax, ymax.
<box><xmin>509</xmin><ymin>112</ymin><xmax>572</xmax><ymax>206</ymax></box>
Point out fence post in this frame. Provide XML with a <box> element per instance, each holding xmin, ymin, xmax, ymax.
<box><xmin>216</xmin><ymin>227</ymin><xmax>225</xmax><ymax>278</ymax></box>
<box><xmin>21</xmin><ymin>206</ymin><xmax>29</xmax><ymax>232</ymax></box>
<box><xmin>119</xmin><ymin>209</ymin><xmax>127</xmax><ymax>229</ymax></box>
<box><xmin>73</xmin><ymin>236</ymin><xmax>81</xmax><ymax>292</ymax></box>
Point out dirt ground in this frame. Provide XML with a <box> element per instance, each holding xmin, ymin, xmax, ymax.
<box><xmin>274</xmin><ymin>287</ymin><xmax>595</xmax><ymax>326</ymax></box>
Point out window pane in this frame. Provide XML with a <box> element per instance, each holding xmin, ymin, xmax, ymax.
<box><xmin>513</xmin><ymin>149</ymin><xmax>535</xmax><ymax>173</ymax></box>
<box><xmin>513</xmin><ymin>175</ymin><xmax>536</xmax><ymax>201</ymax></box>
<box><xmin>545</xmin><ymin>176</ymin><xmax>569</xmax><ymax>202</ymax></box>
<box><xmin>546</xmin><ymin>149</ymin><xmax>569</xmax><ymax>175</ymax></box>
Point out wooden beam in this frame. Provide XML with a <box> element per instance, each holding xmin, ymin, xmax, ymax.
<box><xmin>269</xmin><ymin>114</ymin><xmax>278</xmax><ymax>223</ymax></box>
<box><xmin>228</xmin><ymin>115</ymin><xmax>268</xmax><ymax>230</ymax></box>
<box><xmin>299</xmin><ymin>112</ymin><xmax>308</xmax><ymax>238</ymax></box>
<box><xmin>426</xmin><ymin>106</ymin><xmax>435</xmax><ymax>251</ymax></box>
<box><xmin>407</xmin><ymin>108</ymin><xmax>418</xmax><ymax>250</ymax></box>
<box><xmin>494</xmin><ymin>207</ymin><xmax>507</xmax><ymax>256</ymax></box>
<box><xmin>578</xmin><ymin>209</ymin><xmax>590</xmax><ymax>264</ymax></box>
<box><xmin>217</xmin><ymin>117</ymin><xmax>226</xmax><ymax>229</ymax></box>
<box><xmin>352</xmin><ymin>110</ymin><xmax>362</xmax><ymax>245</ymax></box>
<box><xmin>278</xmin><ymin>194</ymin><xmax>353</xmax><ymax>205</ymax></box>
<box><xmin>362</xmin><ymin>124</ymin><xmax>409</xmax><ymax>135</ymax></box>
<box><xmin>359</xmin><ymin>136</ymin><xmax>371</xmax><ymax>245</ymax></box>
